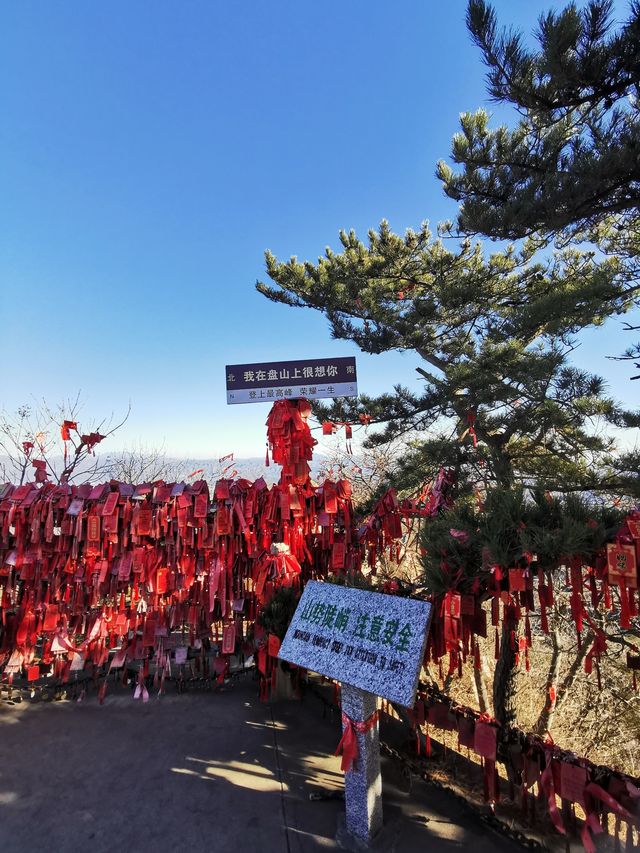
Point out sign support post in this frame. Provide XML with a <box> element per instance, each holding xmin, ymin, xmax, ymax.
<box><xmin>340</xmin><ymin>685</ymin><xmax>383</xmax><ymax>846</ymax></box>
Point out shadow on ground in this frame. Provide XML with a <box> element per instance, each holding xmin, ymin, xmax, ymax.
<box><xmin>0</xmin><ymin>674</ymin><xmax>523</xmax><ymax>853</ymax></box>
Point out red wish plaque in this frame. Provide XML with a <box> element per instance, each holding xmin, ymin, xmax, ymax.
<box><xmin>222</xmin><ymin>625</ymin><xmax>236</xmax><ymax>654</ymax></box>
<box><xmin>460</xmin><ymin>594</ymin><xmax>475</xmax><ymax>616</ymax></box>
<box><xmin>324</xmin><ymin>483</ymin><xmax>338</xmax><ymax>514</ymax></box>
<box><xmin>457</xmin><ymin>717</ymin><xmax>475</xmax><ymax>749</ymax></box>
<box><xmin>606</xmin><ymin>543</ymin><xmax>638</xmax><ymax>588</ymax></box>
<box><xmin>626</xmin><ymin>519</ymin><xmax>640</xmax><ymax>539</ymax></box>
<box><xmin>508</xmin><ymin>568</ymin><xmax>529</xmax><ymax>592</ymax></box>
<box><xmin>137</xmin><ymin>509</ymin><xmax>153</xmax><ymax>536</ymax></box>
<box><xmin>427</xmin><ymin>702</ymin><xmax>455</xmax><ymax>731</ymax></box>
<box><xmin>87</xmin><ymin>515</ymin><xmax>101</xmax><ymax>541</ymax></box>
<box><xmin>156</xmin><ymin>568</ymin><xmax>168</xmax><ymax>595</ymax></box>
<box><xmin>42</xmin><ymin>605</ymin><xmax>59</xmax><ymax>632</ymax></box>
<box><xmin>559</xmin><ymin>761</ymin><xmax>587</xmax><ymax>807</ymax></box>
<box><xmin>446</xmin><ymin>592</ymin><xmax>461</xmax><ymax>619</ymax></box>
<box><xmin>332</xmin><ymin>541</ymin><xmax>345</xmax><ymax>570</ymax></box>
<box><xmin>268</xmin><ymin>634</ymin><xmax>281</xmax><ymax>657</ymax></box>
<box><xmin>474</xmin><ymin>721</ymin><xmax>497</xmax><ymax>760</ymax></box>
<box><xmin>101</xmin><ymin>492</ymin><xmax>119</xmax><ymax>516</ymax></box>
<box><xmin>194</xmin><ymin>493</ymin><xmax>208</xmax><ymax>519</ymax></box>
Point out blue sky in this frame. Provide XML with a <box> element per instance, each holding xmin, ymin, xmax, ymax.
<box><xmin>1</xmin><ymin>1</ymin><xmax>636</xmax><ymax>458</ymax></box>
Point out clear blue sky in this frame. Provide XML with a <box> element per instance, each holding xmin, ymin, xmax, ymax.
<box><xmin>1</xmin><ymin>1</ymin><xmax>635</xmax><ymax>458</ymax></box>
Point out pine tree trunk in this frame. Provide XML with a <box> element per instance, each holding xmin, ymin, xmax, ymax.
<box><xmin>473</xmin><ymin>661</ymin><xmax>490</xmax><ymax>714</ymax></box>
<box><xmin>536</xmin><ymin>630</ymin><xmax>593</xmax><ymax>735</ymax></box>
<box><xmin>493</xmin><ymin>621</ymin><xmax>518</xmax><ymax>730</ymax></box>
<box><xmin>532</xmin><ymin>629</ymin><xmax>562</xmax><ymax>736</ymax></box>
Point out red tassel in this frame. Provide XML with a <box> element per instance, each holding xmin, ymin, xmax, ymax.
<box><xmin>540</xmin><ymin>601</ymin><xmax>549</xmax><ymax>634</ymax></box>
<box><xmin>259</xmin><ymin>677</ymin><xmax>269</xmax><ymax>702</ymax></box>
<box><xmin>335</xmin><ymin>719</ymin><xmax>359</xmax><ymax>772</ymax></box>
<box><xmin>619</xmin><ymin>583</ymin><xmax>631</xmax><ymax>629</ymax></box>
<box><xmin>334</xmin><ymin>710</ymin><xmax>379</xmax><ymax>773</ymax></box>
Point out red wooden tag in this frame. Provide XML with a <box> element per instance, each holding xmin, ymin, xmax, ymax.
<box><xmin>142</xmin><ymin>619</ymin><xmax>157</xmax><ymax>646</ymax></box>
<box><xmin>559</xmin><ymin>761</ymin><xmax>587</xmax><ymax>807</ymax></box>
<box><xmin>446</xmin><ymin>592</ymin><xmax>461</xmax><ymax>619</ymax></box>
<box><xmin>508</xmin><ymin>568</ymin><xmax>528</xmax><ymax>592</ymax></box>
<box><xmin>332</xmin><ymin>541</ymin><xmax>345</xmax><ymax>570</ymax></box>
<box><xmin>457</xmin><ymin>717</ymin><xmax>475</xmax><ymax>749</ymax></box>
<box><xmin>156</xmin><ymin>568</ymin><xmax>168</xmax><ymax>595</ymax></box>
<box><xmin>472</xmin><ymin>609</ymin><xmax>487</xmax><ymax>637</ymax></box>
<box><xmin>102</xmin><ymin>509</ymin><xmax>120</xmax><ymax>533</ymax></box>
<box><xmin>460</xmin><ymin>594</ymin><xmax>475</xmax><ymax>616</ymax></box>
<box><xmin>626</xmin><ymin>519</ymin><xmax>640</xmax><ymax>539</ymax></box>
<box><xmin>268</xmin><ymin>634</ymin><xmax>281</xmax><ymax>657</ymax></box>
<box><xmin>474</xmin><ymin>722</ymin><xmax>497</xmax><ymax>760</ymax></box>
<box><xmin>427</xmin><ymin>702</ymin><xmax>455</xmax><ymax>731</ymax></box>
<box><xmin>87</xmin><ymin>515</ymin><xmax>101</xmax><ymax>541</ymax></box>
<box><xmin>194</xmin><ymin>493</ymin><xmax>208</xmax><ymax>519</ymax></box>
<box><xmin>216</xmin><ymin>507</ymin><xmax>232</xmax><ymax>536</ymax></box>
<box><xmin>607</xmin><ymin>543</ymin><xmax>638</xmax><ymax>588</ymax></box>
<box><xmin>215</xmin><ymin>480</ymin><xmax>230</xmax><ymax>500</ymax></box>
<box><xmin>66</xmin><ymin>499</ymin><xmax>84</xmax><ymax>517</ymax></box>
<box><xmin>27</xmin><ymin>664</ymin><xmax>40</xmax><ymax>681</ymax></box>
<box><xmin>101</xmin><ymin>492</ymin><xmax>119</xmax><ymax>516</ymax></box>
<box><xmin>222</xmin><ymin>624</ymin><xmax>236</xmax><ymax>654</ymax></box>
<box><xmin>444</xmin><ymin>615</ymin><xmax>459</xmax><ymax>643</ymax></box>
<box><xmin>137</xmin><ymin>508</ymin><xmax>153</xmax><ymax>535</ymax></box>
<box><xmin>42</xmin><ymin>605</ymin><xmax>59</xmax><ymax>632</ymax></box>
<box><xmin>324</xmin><ymin>482</ymin><xmax>338</xmax><ymax>514</ymax></box>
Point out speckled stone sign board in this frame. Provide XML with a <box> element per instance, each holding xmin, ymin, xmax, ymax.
<box><xmin>278</xmin><ymin>581</ymin><xmax>432</xmax><ymax>708</ymax></box>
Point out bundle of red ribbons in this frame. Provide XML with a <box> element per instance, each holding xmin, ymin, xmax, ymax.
<box><xmin>2</xmin><ymin>400</ymin><xmax>448</xmax><ymax>700</ymax></box>
<box><xmin>424</xmin><ymin>515</ymin><xmax>640</xmax><ymax>684</ymax></box>
<box><xmin>0</xmin><ymin>401</ymin><xmax>358</xmax><ymax>697</ymax></box>
<box><xmin>403</xmin><ymin>685</ymin><xmax>639</xmax><ymax>852</ymax></box>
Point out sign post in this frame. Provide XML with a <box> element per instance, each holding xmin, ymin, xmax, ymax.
<box><xmin>278</xmin><ymin>581</ymin><xmax>432</xmax><ymax>848</ymax></box>
<box><xmin>339</xmin><ymin>684</ymin><xmax>383</xmax><ymax>846</ymax></box>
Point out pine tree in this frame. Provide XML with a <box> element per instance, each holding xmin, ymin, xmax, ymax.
<box><xmin>438</xmin><ymin>2</ymin><xmax>640</xmax><ymax>378</ymax></box>
<box><xmin>257</xmin><ymin>222</ymin><xmax>639</xmax><ymax>727</ymax></box>
<box><xmin>256</xmin><ymin>1</ymin><xmax>640</xmax><ymax>731</ymax></box>
<box><xmin>420</xmin><ymin>488</ymin><xmax>627</xmax><ymax>728</ymax></box>
<box><xmin>257</xmin><ymin>222</ymin><xmax>639</xmax><ymax>497</ymax></box>
<box><xmin>437</xmin><ymin>0</ymin><xmax>640</xmax><ymax>243</ymax></box>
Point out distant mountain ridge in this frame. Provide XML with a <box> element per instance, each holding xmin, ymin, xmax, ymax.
<box><xmin>0</xmin><ymin>453</ymin><xmax>327</xmax><ymax>486</ymax></box>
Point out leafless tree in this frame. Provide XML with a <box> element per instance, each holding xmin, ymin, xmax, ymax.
<box><xmin>315</xmin><ymin>431</ymin><xmax>406</xmax><ymax>508</ymax></box>
<box><xmin>106</xmin><ymin>442</ymin><xmax>193</xmax><ymax>484</ymax></box>
<box><xmin>0</xmin><ymin>393</ymin><xmax>129</xmax><ymax>485</ymax></box>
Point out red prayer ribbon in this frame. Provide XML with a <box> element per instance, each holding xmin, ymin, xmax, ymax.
<box><xmin>334</xmin><ymin>709</ymin><xmax>380</xmax><ymax>773</ymax></box>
